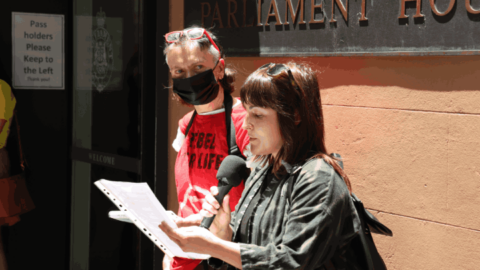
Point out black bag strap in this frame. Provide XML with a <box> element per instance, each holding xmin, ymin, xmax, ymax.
<box><xmin>12</xmin><ymin>110</ymin><xmax>27</xmax><ymax>171</ymax></box>
<box><xmin>184</xmin><ymin>93</ymin><xmax>243</xmax><ymax>158</ymax></box>
<box><xmin>351</xmin><ymin>193</ymin><xmax>388</xmax><ymax>270</ymax></box>
<box><xmin>224</xmin><ymin>94</ymin><xmax>242</xmax><ymax>158</ymax></box>
<box><xmin>184</xmin><ymin>110</ymin><xmax>197</xmax><ymax>140</ymax></box>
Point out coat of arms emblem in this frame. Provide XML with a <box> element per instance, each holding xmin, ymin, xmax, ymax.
<box><xmin>92</xmin><ymin>7</ymin><xmax>113</xmax><ymax>91</ymax></box>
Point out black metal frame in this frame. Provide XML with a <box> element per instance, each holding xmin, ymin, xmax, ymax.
<box><xmin>153</xmin><ymin>0</ymin><xmax>171</xmax><ymax>268</ymax></box>
<box><xmin>137</xmin><ymin>0</ymin><xmax>156</xmax><ymax>268</ymax></box>
<box><xmin>137</xmin><ymin>0</ymin><xmax>170</xmax><ymax>269</ymax></box>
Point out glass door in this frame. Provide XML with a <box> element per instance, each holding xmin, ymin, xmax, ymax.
<box><xmin>70</xmin><ymin>0</ymin><xmax>169</xmax><ymax>268</ymax></box>
<box><xmin>70</xmin><ymin>0</ymin><xmax>142</xmax><ymax>269</ymax></box>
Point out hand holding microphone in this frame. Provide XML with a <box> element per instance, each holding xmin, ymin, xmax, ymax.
<box><xmin>200</xmin><ymin>186</ymin><xmax>232</xmax><ymax>240</ymax></box>
<box><xmin>200</xmin><ymin>155</ymin><xmax>250</xmax><ymax>231</ymax></box>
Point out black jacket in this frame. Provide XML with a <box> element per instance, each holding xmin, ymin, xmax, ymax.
<box><xmin>227</xmin><ymin>158</ymin><xmax>363</xmax><ymax>270</ymax></box>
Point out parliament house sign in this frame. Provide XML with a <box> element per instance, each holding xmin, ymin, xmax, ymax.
<box><xmin>184</xmin><ymin>0</ymin><xmax>480</xmax><ymax>56</ymax></box>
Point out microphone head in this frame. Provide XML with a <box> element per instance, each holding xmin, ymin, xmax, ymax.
<box><xmin>216</xmin><ymin>155</ymin><xmax>249</xmax><ymax>187</ymax></box>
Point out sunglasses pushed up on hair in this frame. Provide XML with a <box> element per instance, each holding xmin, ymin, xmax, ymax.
<box><xmin>164</xmin><ymin>28</ymin><xmax>220</xmax><ymax>53</ymax></box>
<box><xmin>260</xmin><ymin>63</ymin><xmax>303</xmax><ymax>94</ymax></box>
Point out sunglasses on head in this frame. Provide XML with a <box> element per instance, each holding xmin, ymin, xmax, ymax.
<box><xmin>260</xmin><ymin>63</ymin><xmax>302</xmax><ymax>94</ymax></box>
<box><xmin>164</xmin><ymin>28</ymin><xmax>220</xmax><ymax>53</ymax></box>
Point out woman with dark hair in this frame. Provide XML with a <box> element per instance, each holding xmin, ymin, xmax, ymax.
<box><xmin>162</xmin><ymin>27</ymin><xmax>252</xmax><ymax>270</ymax></box>
<box><xmin>159</xmin><ymin>62</ymin><xmax>362</xmax><ymax>269</ymax></box>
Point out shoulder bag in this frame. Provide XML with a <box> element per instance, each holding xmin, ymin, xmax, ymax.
<box><xmin>286</xmin><ymin>153</ymin><xmax>392</xmax><ymax>270</ymax></box>
<box><xmin>0</xmin><ymin>110</ymin><xmax>35</xmax><ymax>218</ymax></box>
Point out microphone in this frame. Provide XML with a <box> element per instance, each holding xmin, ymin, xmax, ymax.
<box><xmin>200</xmin><ymin>155</ymin><xmax>250</xmax><ymax>229</ymax></box>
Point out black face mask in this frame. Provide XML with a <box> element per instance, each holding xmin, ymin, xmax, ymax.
<box><xmin>172</xmin><ymin>64</ymin><xmax>220</xmax><ymax>105</ymax></box>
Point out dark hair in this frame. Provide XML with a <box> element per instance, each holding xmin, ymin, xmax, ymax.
<box><xmin>240</xmin><ymin>62</ymin><xmax>352</xmax><ymax>192</ymax></box>
<box><xmin>164</xmin><ymin>26</ymin><xmax>235</xmax><ymax>107</ymax></box>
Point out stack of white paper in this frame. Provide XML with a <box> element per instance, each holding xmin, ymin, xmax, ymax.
<box><xmin>94</xmin><ymin>179</ymin><xmax>210</xmax><ymax>260</ymax></box>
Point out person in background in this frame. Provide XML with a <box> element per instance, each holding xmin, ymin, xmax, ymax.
<box><xmin>0</xmin><ymin>77</ymin><xmax>17</xmax><ymax>270</ymax></box>
<box><xmin>159</xmin><ymin>62</ymin><xmax>364</xmax><ymax>269</ymax></box>
<box><xmin>162</xmin><ymin>27</ymin><xmax>252</xmax><ymax>270</ymax></box>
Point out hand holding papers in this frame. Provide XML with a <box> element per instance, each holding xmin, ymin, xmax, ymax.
<box><xmin>94</xmin><ymin>179</ymin><xmax>210</xmax><ymax>260</ymax></box>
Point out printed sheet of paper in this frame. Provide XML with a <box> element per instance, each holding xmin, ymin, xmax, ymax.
<box><xmin>95</xmin><ymin>179</ymin><xmax>210</xmax><ymax>260</ymax></box>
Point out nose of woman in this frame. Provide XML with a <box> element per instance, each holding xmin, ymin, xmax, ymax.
<box><xmin>242</xmin><ymin>114</ymin><xmax>252</xmax><ymax>131</ymax></box>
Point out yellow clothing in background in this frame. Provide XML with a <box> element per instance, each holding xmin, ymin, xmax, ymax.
<box><xmin>0</xmin><ymin>79</ymin><xmax>16</xmax><ymax>149</ymax></box>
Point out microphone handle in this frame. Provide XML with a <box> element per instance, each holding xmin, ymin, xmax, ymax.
<box><xmin>199</xmin><ymin>184</ymin><xmax>233</xmax><ymax>229</ymax></box>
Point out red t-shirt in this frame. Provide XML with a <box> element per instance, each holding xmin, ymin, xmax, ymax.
<box><xmin>171</xmin><ymin>99</ymin><xmax>250</xmax><ymax>270</ymax></box>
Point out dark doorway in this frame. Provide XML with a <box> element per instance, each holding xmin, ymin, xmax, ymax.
<box><xmin>1</xmin><ymin>0</ymin><xmax>169</xmax><ymax>269</ymax></box>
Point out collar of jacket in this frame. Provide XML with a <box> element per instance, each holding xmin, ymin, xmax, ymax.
<box><xmin>281</xmin><ymin>160</ymin><xmax>302</xmax><ymax>174</ymax></box>
<box><xmin>231</xmin><ymin>160</ymin><xmax>304</xmax><ymax>240</ymax></box>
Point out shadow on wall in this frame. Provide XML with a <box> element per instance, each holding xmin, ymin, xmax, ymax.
<box><xmin>314</xmin><ymin>56</ymin><xmax>480</xmax><ymax>92</ymax></box>
<box><xmin>223</xmin><ymin>56</ymin><xmax>480</xmax><ymax>115</ymax></box>
<box><xmin>234</xmin><ymin>56</ymin><xmax>480</xmax><ymax>92</ymax></box>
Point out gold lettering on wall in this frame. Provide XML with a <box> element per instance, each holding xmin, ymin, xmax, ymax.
<box><xmin>466</xmin><ymin>0</ymin><xmax>480</xmax><ymax>14</ymax></box>
<box><xmin>265</xmin><ymin>0</ymin><xmax>283</xmax><ymax>25</ymax></box>
<box><xmin>330</xmin><ymin>0</ymin><xmax>348</xmax><ymax>23</ymax></box>
<box><xmin>309</xmin><ymin>0</ymin><xmax>325</xmax><ymax>24</ymax></box>
<box><xmin>399</xmin><ymin>0</ymin><xmax>425</xmax><ymax>19</ymax></box>
<box><xmin>360</xmin><ymin>0</ymin><xmax>368</xmax><ymax>21</ymax></box>
<box><xmin>285</xmin><ymin>0</ymin><xmax>306</xmax><ymax>25</ymax></box>
<box><xmin>211</xmin><ymin>1</ymin><xmax>224</xmax><ymax>28</ymax></box>
<box><xmin>228</xmin><ymin>0</ymin><xmax>240</xmax><ymax>27</ymax></box>
<box><xmin>430</xmin><ymin>0</ymin><xmax>455</xmax><ymax>16</ymax></box>
<box><xmin>243</xmin><ymin>0</ymin><xmax>255</xmax><ymax>26</ymax></box>
<box><xmin>201</xmin><ymin>2</ymin><xmax>212</xmax><ymax>28</ymax></box>
<box><xmin>257</xmin><ymin>0</ymin><xmax>263</xmax><ymax>26</ymax></box>
<box><xmin>194</xmin><ymin>0</ymin><xmax>480</xmax><ymax>32</ymax></box>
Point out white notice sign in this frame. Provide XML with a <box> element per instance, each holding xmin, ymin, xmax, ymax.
<box><xmin>12</xmin><ymin>12</ymin><xmax>64</xmax><ymax>89</ymax></box>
